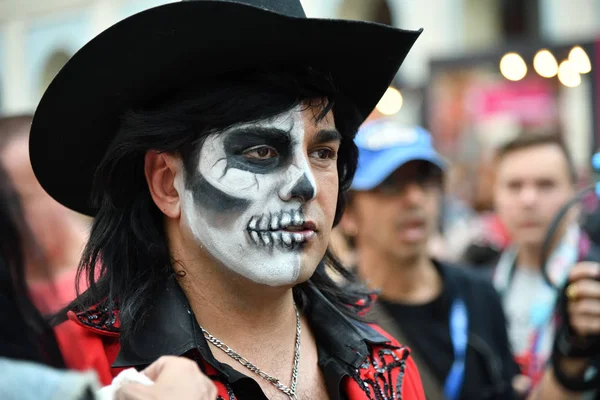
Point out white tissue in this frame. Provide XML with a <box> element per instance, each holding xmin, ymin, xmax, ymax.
<box><xmin>96</xmin><ymin>368</ymin><xmax>154</xmax><ymax>400</ymax></box>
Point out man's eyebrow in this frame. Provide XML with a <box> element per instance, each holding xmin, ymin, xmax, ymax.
<box><xmin>313</xmin><ymin>129</ymin><xmax>342</xmax><ymax>144</ymax></box>
<box><xmin>225</xmin><ymin>127</ymin><xmax>292</xmax><ymax>141</ymax></box>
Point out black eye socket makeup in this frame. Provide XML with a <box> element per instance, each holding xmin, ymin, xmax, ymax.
<box><xmin>223</xmin><ymin>128</ymin><xmax>293</xmax><ymax>174</ymax></box>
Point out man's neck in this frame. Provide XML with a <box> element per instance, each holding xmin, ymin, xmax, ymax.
<box><xmin>516</xmin><ymin>222</ymin><xmax>572</xmax><ymax>270</ymax></box>
<box><xmin>516</xmin><ymin>243</ymin><xmax>542</xmax><ymax>270</ymax></box>
<box><xmin>183</xmin><ymin>271</ymin><xmax>297</xmax><ymax>336</ymax></box>
<box><xmin>171</xmin><ymin>241</ymin><xmax>298</xmax><ymax>362</ymax></box>
<box><xmin>356</xmin><ymin>247</ymin><xmax>443</xmax><ymax>304</ymax></box>
<box><xmin>173</xmin><ymin>252</ymin><xmax>316</xmax><ymax>396</ymax></box>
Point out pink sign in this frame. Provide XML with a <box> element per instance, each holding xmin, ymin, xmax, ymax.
<box><xmin>466</xmin><ymin>79</ymin><xmax>558</xmax><ymax>123</ymax></box>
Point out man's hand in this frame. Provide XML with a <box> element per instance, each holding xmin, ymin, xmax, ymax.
<box><xmin>115</xmin><ymin>356</ymin><xmax>217</xmax><ymax>400</ymax></box>
<box><xmin>566</xmin><ymin>262</ymin><xmax>600</xmax><ymax>338</ymax></box>
<box><xmin>525</xmin><ymin>262</ymin><xmax>600</xmax><ymax>400</ymax></box>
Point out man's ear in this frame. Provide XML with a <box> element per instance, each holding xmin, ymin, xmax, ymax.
<box><xmin>144</xmin><ymin>151</ymin><xmax>182</xmax><ymax>219</ymax></box>
<box><xmin>339</xmin><ymin>201</ymin><xmax>359</xmax><ymax>238</ymax></box>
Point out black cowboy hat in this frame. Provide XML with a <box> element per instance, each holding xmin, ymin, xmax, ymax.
<box><xmin>29</xmin><ymin>0</ymin><xmax>422</xmax><ymax>217</ymax></box>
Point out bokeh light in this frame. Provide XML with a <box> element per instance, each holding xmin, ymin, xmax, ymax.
<box><xmin>558</xmin><ymin>60</ymin><xmax>582</xmax><ymax>87</ymax></box>
<box><xmin>569</xmin><ymin>46</ymin><xmax>592</xmax><ymax>74</ymax></box>
<box><xmin>376</xmin><ymin>87</ymin><xmax>403</xmax><ymax>116</ymax></box>
<box><xmin>533</xmin><ymin>49</ymin><xmax>558</xmax><ymax>78</ymax></box>
<box><xmin>500</xmin><ymin>53</ymin><xmax>528</xmax><ymax>81</ymax></box>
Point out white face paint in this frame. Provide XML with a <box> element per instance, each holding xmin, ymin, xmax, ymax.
<box><xmin>174</xmin><ymin>105</ymin><xmax>327</xmax><ymax>286</ymax></box>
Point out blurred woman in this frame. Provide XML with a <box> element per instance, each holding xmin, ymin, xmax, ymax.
<box><xmin>0</xmin><ymin>163</ymin><xmax>216</xmax><ymax>400</ymax></box>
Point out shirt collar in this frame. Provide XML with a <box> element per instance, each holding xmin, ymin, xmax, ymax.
<box><xmin>112</xmin><ymin>277</ymin><xmax>390</xmax><ymax>370</ymax></box>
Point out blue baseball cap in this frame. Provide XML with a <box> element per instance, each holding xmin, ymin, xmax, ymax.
<box><xmin>351</xmin><ymin>119</ymin><xmax>446</xmax><ymax>191</ymax></box>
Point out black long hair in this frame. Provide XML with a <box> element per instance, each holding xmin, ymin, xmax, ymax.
<box><xmin>67</xmin><ymin>66</ymin><xmax>370</xmax><ymax>342</ymax></box>
<box><xmin>0</xmin><ymin>162</ymin><xmax>65</xmax><ymax>368</ymax></box>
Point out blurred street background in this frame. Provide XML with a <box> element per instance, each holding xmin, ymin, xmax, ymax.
<box><xmin>1</xmin><ymin>0</ymin><xmax>598</xmax><ymax>193</ymax></box>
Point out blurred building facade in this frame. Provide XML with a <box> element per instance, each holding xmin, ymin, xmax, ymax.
<box><xmin>0</xmin><ymin>0</ymin><xmax>178</xmax><ymax>114</ymax></box>
<box><xmin>0</xmin><ymin>0</ymin><xmax>599</xmax><ymax>128</ymax></box>
<box><xmin>303</xmin><ymin>0</ymin><xmax>600</xmax><ymax>81</ymax></box>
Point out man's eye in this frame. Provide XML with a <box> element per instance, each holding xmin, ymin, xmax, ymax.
<box><xmin>507</xmin><ymin>181</ymin><xmax>522</xmax><ymax>191</ymax></box>
<box><xmin>310</xmin><ymin>148</ymin><xmax>336</xmax><ymax>160</ymax></box>
<box><xmin>537</xmin><ymin>180</ymin><xmax>556</xmax><ymax>190</ymax></box>
<box><xmin>243</xmin><ymin>146</ymin><xmax>278</xmax><ymax>160</ymax></box>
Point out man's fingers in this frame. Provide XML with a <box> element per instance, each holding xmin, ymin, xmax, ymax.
<box><xmin>570</xmin><ymin>315</ymin><xmax>600</xmax><ymax>337</ymax></box>
<box><xmin>568</xmin><ymin>298</ymin><xmax>600</xmax><ymax>316</ymax></box>
<box><xmin>569</xmin><ymin>262</ymin><xmax>600</xmax><ymax>282</ymax></box>
<box><xmin>141</xmin><ymin>356</ymin><xmax>175</xmax><ymax>381</ymax></box>
<box><xmin>202</xmin><ymin>381</ymin><xmax>218</xmax><ymax>398</ymax></box>
<box><xmin>114</xmin><ymin>383</ymin><xmax>154</xmax><ymax>400</ymax></box>
<box><xmin>566</xmin><ymin>265</ymin><xmax>600</xmax><ymax>337</ymax></box>
<box><xmin>135</xmin><ymin>356</ymin><xmax>216</xmax><ymax>399</ymax></box>
<box><xmin>512</xmin><ymin>374</ymin><xmax>532</xmax><ymax>395</ymax></box>
<box><xmin>567</xmin><ymin>279</ymin><xmax>600</xmax><ymax>303</ymax></box>
<box><xmin>142</xmin><ymin>356</ymin><xmax>202</xmax><ymax>383</ymax></box>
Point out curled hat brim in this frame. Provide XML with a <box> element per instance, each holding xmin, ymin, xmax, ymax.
<box><xmin>30</xmin><ymin>0</ymin><xmax>422</xmax><ymax>216</ymax></box>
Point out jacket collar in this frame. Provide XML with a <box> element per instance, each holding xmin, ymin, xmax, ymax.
<box><xmin>112</xmin><ymin>276</ymin><xmax>390</xmax><ymax>370</ymax></box>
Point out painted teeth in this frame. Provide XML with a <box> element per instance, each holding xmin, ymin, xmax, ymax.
<box><xmin>292</xmin><ymin>210</ymin><xmax>303</xmax><ymax>226</ymax></box>
<box><xmin>249</xmin><ymin>217</ymin><xmax>258</xmax><ymax>230</ymax></box>
<box><xmin>258</xmin><ymin>216</ymin><xmax>269</xmax><ymax>231</ymax></box>
<box><xmin>248</xmin><ymin>210</ymin><xmax>310</xmax><ymax>249</ymax></box>
<box><xmin>261</xmin><ymin>232</ymin><xmax>271</xmax><ymax>245</ymax></box>
<box><xmin>270</xmin><ymin>216</ymin><xmax>280</xmax><ymax>230</ymax></box>
<box><xmin>248</xmin><ymin>225</ymin><xmax>308</xmax><ymax>249</ymax></box>
<box><xmin>281</xmin><ymin>232</ymin><xmax>293</xmax><ymax>246</ymax></box>
<box><xmin>270</xmin><ymin>231</ymin><xmax>280</xmax><ymax>244</ymax></box>
<box><xmin>280</xmin><ymin>213</ymin><xmax>292</xmax><ymax>228</ymax></box>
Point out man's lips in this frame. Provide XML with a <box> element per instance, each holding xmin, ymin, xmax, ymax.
<box><xmin>398</xmin><ymin>218</ymin><xmax>426</xmax><ymax>230</ymax></box>
<box><xmin>283</xmin><ymin>221</ymin><xmax>318</xmax><ymax>234</ymax></box>
<box><xmin>520</xmin><ymin>221</ymin><xmax>541</xmax><ymax>228</ymax></box>
<box><xmin>397</xmin><ymin>218</ymin><xmax>427</xmax><ymax>242</ymax></box>
<box><xmin>247</xmin><ymin>210</ymin><xmax>317</xmax><ymax>249</ymax></box>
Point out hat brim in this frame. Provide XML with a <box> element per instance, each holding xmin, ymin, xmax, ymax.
<box><xmin>351</xmin><ymin>149</ymin><xmax>446</xmax><ymax>191</ymax></box>
<box><xmin>29</xmin><ymin>1</ymin><xmax>421</xmax><ymax>217</ymax></box>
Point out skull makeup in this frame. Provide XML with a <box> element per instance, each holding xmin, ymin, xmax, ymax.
<box><xmin>174</xmin><ymin>105</ymin><xmax>340</xmax><ymax>286</ymax></box>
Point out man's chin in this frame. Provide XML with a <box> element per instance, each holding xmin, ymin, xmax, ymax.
<box><xmin>518</xmin><ymin>238</ymin><xmax>545</xmax><ymax>249</ymax></box>
<box><xmin>295</xmin><ymin>267</ymin><xmax>318</xmax><ymax>285</ymax></box>
<box><xmin>514</xmin><ymin>230</ymin><xmax>545</xmax><ymax>247</ymax></box>
<box><xmin>247</xmin><ymin>265</ymin><xmax>315</xmax><ymax>288</ymax></box>
<box><xmin>394</xmin><ymin>240</ymin><xmax>426</xmax><ymax>256</ymax></box>
<box><xmin>259</xmin><ymin>278</ymin><xmax>310</xmax><ymax>290</ymax></box>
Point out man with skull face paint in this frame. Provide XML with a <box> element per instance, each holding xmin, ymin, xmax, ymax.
<box><xmin>178</xmin><ymin>109</ymin><xmax>338</xmax><ymax>287</ymax></box>
<box><xmin>28</xmin><ymin>1</ymin><xmax>426</xmax><ymax>399</ymax></box>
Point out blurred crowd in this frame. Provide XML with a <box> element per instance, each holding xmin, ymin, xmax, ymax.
<box><xmin>329</xmin><ymin>119</ymin><xmax>600</xmax><ymax>399</ymax></box>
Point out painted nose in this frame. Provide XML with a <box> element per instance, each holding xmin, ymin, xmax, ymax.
<box><xmin>279</xmin><ymin>172</ymin><xmax>317</xmax><ymax>202</ymax></box>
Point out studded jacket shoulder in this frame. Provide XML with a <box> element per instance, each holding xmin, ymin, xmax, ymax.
<box><xmin>54</xmin><ymin>304</ymin><xmax>425</xmax><ymax>400</ymax></box>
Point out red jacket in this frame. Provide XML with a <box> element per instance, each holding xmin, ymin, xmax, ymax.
<box><xmin>55</xmin><ymin>288</ymin><xmax>425</xmax><ymax>400</ymax></box>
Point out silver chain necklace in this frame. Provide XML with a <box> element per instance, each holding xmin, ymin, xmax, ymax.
<box><xmin>201</xmin><ymin>304</ymin><xmax>301</xmax><ymax>400</ymax></box>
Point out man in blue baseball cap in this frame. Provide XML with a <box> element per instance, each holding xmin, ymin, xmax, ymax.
<box><xmin>340</xmin><ymin>118</ymin><xmax>521</xmax><ymax>400</ymax></box>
